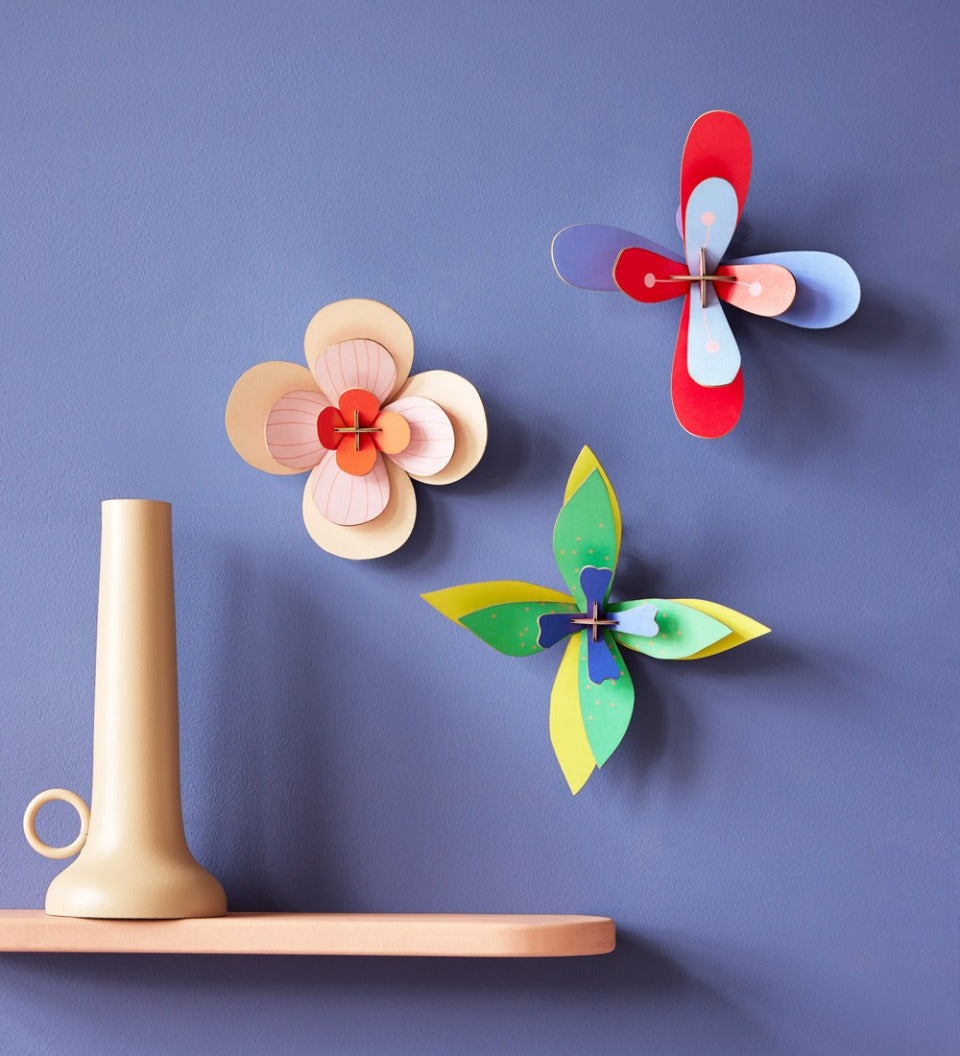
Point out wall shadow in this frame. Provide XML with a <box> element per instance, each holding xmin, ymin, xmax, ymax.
<box><xmin>0</xmin><ymin>928</ymin><xmax>764</xmax><ymax>1046</ymax></box>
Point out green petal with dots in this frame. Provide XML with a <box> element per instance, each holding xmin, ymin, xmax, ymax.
<box><xmin>460</xmin><ymin>601</ymin><xmax>581</xmax><ymax>657</ymax></box>
<box><xmin>609</xmin><ymin>598</ymin><xmax>731</xmax><ymax>659</ymax></box>
<box><xmin>577</xmin><ymin>631</ymin><xmax>634</xmax><ymax>767</ymax></box>
<box><xmin>553</xmin><ymin>469</ymin><xmax>619</xmax><ymax>608</ymax></box>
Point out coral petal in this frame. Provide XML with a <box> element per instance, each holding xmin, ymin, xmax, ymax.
<box><xmin>309</xmin><ymin>449</ymin><xmax>390</xmax><ymax>526</ymax></box>
<box><xmin>338</xmin><ymin>388</ymin><xmax>381</xmax><ymax>427</ymax></box>
<box><xmin>374</xmin><ymin>410</ymin><xmax>411</xmax><ymax>455</ymax></box>
<box><xmin>264</xmin><ymin>390</ymin><xmax>329</xmax><ymax>470</ymax></box>
<box><xmin>336</xmin><ymin>434</ymin><xmax>378</xmax><ymax>476</ymax></box>
<box><xmin>716</xmin><ymin>263</ymin><xmax>797</xmax><ymax>317</ymax></box>
<box><xmin>312</xmin><ymin>339</ymin><xmax>398</xmax><ymax>405</ymax></box>
<box><xmin>380</xmin><ymin>395</ymin><xmax>454</xmax><ymax>477</ymax></box>
<box><xmin>729</xmin><ymin>252</ymin><xmax>860</xmax><ymax>328</ymax></box>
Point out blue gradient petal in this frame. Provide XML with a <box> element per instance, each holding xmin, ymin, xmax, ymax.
<box><xmin>552</xmin><ymin>225</ymin><xmax>682</xmax><ymax>291</ymax></box>
<box><xmin>729</xmin><ymin>251</ymin><xmax>860</xmax><ymax>328</ymax></box>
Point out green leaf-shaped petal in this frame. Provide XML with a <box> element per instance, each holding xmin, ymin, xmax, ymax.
<box><xmin>578</xmin><ymin>631</ymin><xmax>634</xmax><ymax>767</ymax></box>
<box><xmin>671</xmin><ymin>598</ymin><xmax>770</xmax><ymax>659</ymax></box>
<box><xmin>553</xmin><ymin>469</ymin><xmax>618</xmax><ymax>607</ymax></box>
<box><xmin>460</xmin><ymin>601</ymin><xmax>580</xmax><ymax>656</ymax></box>
<box><xmin>563</xmin><ymin>446</ymin><xmax>621</xmax><ymax>551</ymax></box>
<box><xmin>610</xmin><ymin>598</ymin><xmax>731</xmax><ymax>659</ymax></box>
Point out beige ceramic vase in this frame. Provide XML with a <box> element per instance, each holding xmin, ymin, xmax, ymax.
<box><xmin>23</xmin><ymin>499</ymin><xmax>227</xmax><ymax>919</ymax></box>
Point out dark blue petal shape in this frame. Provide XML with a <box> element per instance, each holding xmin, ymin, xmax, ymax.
<box><xmin>587</xmin><ymin>632</ymin><xmax>621</xmax><ymax>684</ymax></box>
<box><xmin>537</xmin><ymin>612</ymin><xmax>582</xmax><ymax>650</ymax></box>
<box><xmin>579</xmin><ymin>566</ymin><xmax>614</xmax><ymax>611</ymax></box>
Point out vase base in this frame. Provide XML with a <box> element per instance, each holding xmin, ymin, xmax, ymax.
<box><xmin>44</xmin><ymin>851</ymin><xmax>226</xmax><ymax>920</ymax></box>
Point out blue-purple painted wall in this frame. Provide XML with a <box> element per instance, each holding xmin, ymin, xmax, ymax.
<box><xmin>2</xmin><ymin>2</ymin><xmax>957</xmax><ymax>1052</ymax></box>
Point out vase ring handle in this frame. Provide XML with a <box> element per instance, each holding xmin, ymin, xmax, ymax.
<box><xmin>23</xmin><ymin>788</ymin><xmax>90</xmax><ymax>859</ymax></box>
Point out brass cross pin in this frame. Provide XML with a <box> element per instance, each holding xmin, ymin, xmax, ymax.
<box><xmin>570</xmin><ymin>602</ymin><xmax>620</xmax><ymax>643</ymax></box>
<box><xmin>663</xmin><ymin>247</ymin><xmax>736</xmax><ymax>302</ymax></box>
<box><xmin>334</xmin><ymin>411</ymin><xmax>382</xmax><ymax>451</ymax></box>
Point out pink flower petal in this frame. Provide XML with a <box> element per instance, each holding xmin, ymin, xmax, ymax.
<box><xmin>265</xmin><ymin>390</ymin><xmax>329</xmax><ymax>470</ymax></box>
<box><xmin>312</xmin><ymin>339</ymin><xmax>398</xmax><ymax>405</ymax></box>
<box><xmin>308</xmin><ymin>449</ymin><xmax>391</xmax><ymax>526</ymax></box>
<box><xmin>381</xmin><ymin>396</ymin><xmax>455</xmax><ymax>477</ymax></box>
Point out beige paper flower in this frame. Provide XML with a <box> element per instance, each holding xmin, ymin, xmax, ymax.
<box><xmin>226</xmin><ymin>299</ymin><xmax>487</xmax><ymax>559</ymax></box>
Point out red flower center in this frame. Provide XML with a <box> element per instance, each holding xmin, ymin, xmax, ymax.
<box><xmin>316</xmin><ymin>388</ymin><xmax>411</xmax><ymax>476</ymax></box>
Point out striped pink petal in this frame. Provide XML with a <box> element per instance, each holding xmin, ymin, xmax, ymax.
<box><xmin>312</xmin><ymin>339</ymin><xmax>398</xmax><ymax>405</ymax></box>
<box><xmin>381</xmin><ymin>396</ymin><xmax>455</xmax><ymax>478</ymax></box>
<box><xmin>308</xmin><ymin>449</ymin><xmax>391</xmax><ymax>526</ymax></box>
<box><xmin>265</xmin><ymin>390</ymin><xmax>329</xmax><ymax>470</ymax></box>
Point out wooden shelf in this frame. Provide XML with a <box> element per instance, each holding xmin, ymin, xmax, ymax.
<box><xmin>0</xmin><ymin>910</ymin><xmax>615</xmax><ymax>958</ymax></box>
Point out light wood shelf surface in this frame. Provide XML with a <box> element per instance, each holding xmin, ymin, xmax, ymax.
<box><xmin>0</xmin><ymin>910</ymin><xmax>615</xmax><ymax>958</ymax></box>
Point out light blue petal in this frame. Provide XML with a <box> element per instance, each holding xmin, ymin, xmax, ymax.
<box><xmin>684</xmin><ymin>178</ymin><xmax>739</xmax><ymax>273</ymax></box>
<box><xmin>687</xmin><ymin>284</ymin><xmax>741</xmax><ymax>387</ymax></box>
<box><xmin>614</xmin><ymin>603</ymin><xmax>659</xmax><ymax>639</ymax></box>
<box><xmin>729</xmin><ymin>251</ymin><xmax>860</xmax><ymax>328</ymax></box>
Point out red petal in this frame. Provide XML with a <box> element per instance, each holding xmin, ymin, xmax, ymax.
<box><xmin>671</xmin><ymin>297</ymin><xmax>743</xmax><ymax>438</ymax></box>
<box><xmin>614</xmin><ymin>247</ymin><xmax>689</xmax><ymax>303</ymax></box>
<box><xmin>680</xmin><ymin>111</ymin><xmax>751</xmax><ymax>240</ymax></box>
<box><xmin>316</xmin><ymin>406</ymin><xmax>345</xmax><ymax>449</ymax></box>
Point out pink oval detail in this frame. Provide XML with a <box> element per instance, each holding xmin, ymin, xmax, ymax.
<box><xmin>312</xmin><ymin>339</ymin><xmax>398</xmax><ymax>406</ymax></box>
<box><xmin>309</xmin><ymin>449</ymin><xmax>391</xmax><ymax>526</ymax></box>
<box><xmin>265</xmin><ymin>390</ymin><xmax>329</xmax><ymax>470</ymax></box>
<box><xmin>381</xmin><ymin>396</ymin><xmax>455</xmax><ymax>478</ymax></box>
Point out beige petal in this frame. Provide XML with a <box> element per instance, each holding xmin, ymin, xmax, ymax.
<box><xmin>226</xmin><ymin>362</ymin><xmax>321</xmax><ymax>475</ymax></box>
<box><xmin>392</xmin><ymin>370</ymin><xmax>487</xmax><ymax>485</ymax></box>
<box><xmin>301</xmin><ymin>455</ymin><xmax>417</xmax><ymax>559</ymax></box>
<box><xmin>304</xmin><ymin>299</ymin><xmax>414</xmax><ymax>402</ymax></box>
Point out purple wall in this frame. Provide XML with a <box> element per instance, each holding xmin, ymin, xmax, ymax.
<box><xmin>1</xmin><ymin>1</ymin><xmax>957</xmax><ymax>1052</ymax></box>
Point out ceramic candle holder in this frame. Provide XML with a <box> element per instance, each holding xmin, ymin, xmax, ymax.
<box><xmin>23</xmin><ymin>500</ymin><xmax>226</xmax><ymax>919</ymax></box>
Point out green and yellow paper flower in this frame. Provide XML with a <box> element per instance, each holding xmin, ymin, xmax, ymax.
<box><xmin>422</xmin><ymin>447</ymin><xmax>769</xmax><ymax>794</ymax></box>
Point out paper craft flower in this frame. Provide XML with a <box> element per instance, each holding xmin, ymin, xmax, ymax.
<box><xmin>226</xmin><ymin>299</ymin><xmax>487</xmax><ymax>559</ymax></box>
<box><xmin>423</xmin><ymin>447</ymin><xmax>769</xmax><ymax>794</ymax></box>
<box><xmin>552</xmin><ymin>110</ymin><xmax>860</xmax><ymax>438</ymax></box>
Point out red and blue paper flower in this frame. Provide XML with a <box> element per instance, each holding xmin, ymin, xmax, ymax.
<box><xmin>552</xmin><ymin>111</ymin><xmax>860</xmax><ymax>438</ymax></box>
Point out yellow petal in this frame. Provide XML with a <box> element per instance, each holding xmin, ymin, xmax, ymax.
<box><xmin>421</xmin><ymin>581</ymin><xmax>574</xmax><ymax>625</ymax></box>
<box><xmin>549</xmin><ymin>635</ymin><xmax>596</xmax><ymax>795</ymax></box>
<box><xmin>670</xmin><ymin>598</ymin><xmax>770</xmax><ymax>660</ymax></box>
